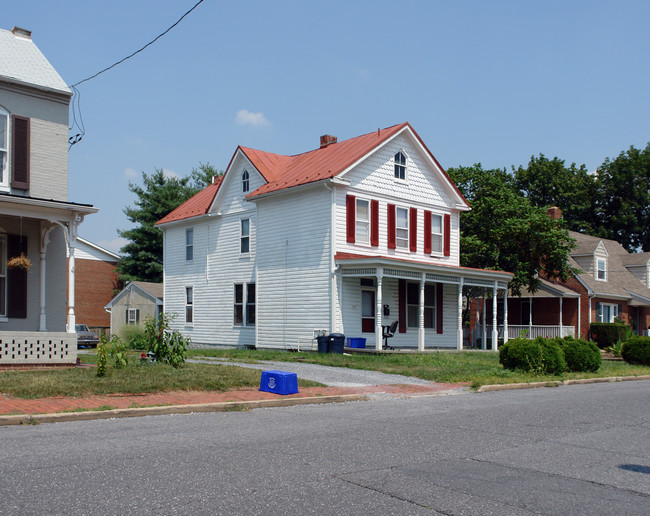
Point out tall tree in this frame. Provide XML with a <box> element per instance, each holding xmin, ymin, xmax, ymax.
<box><xmin>117</xmin><ymin>169</ymin><xmax>197</xmax><ymax>282</ymax></box>
<box><xmin>448</xmin><ymin>164</ymin><xmax>576</xmax><ymax>295</ymax></box>
<box><xmin>594</xmin><ymin>144</ymin><xmax>650</xmax><ymax>252</ymax></box>
<box><xmin>513</xmin><ymin>154</ymin><xmax>598</xmax><ymax>233</ymax></box>
<box><xmin>190</xmin><ymin>162</ymin><xmax>220</xmax><ymax>190</ymax></box>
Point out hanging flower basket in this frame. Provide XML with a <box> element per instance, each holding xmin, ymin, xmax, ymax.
<box><xmin>7</xmin><ymin>253</ymin><xmax>31</xmax><ymax>271</ymax></box>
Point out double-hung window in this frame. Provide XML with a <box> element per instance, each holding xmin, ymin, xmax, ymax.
<box><xmin>185</xmin><ymin>228</ymin><xmax>193</xmax><ymax>261</ymax></box>
<box><xmin>185</xmin><ymin>287</ymin><xmax>193</xmax><ymax>323</ymax></box>
<box><xmin>240</xmin><ymin>218</ymin><xmax>250</xmax><ymax>254</ymax></box>
<box><xmin>0</xmin><ymin>234</ymin><xmax>6</xmax><ymax>317</ymax></box>
<box><xmin>431</xmin><ymin>214</ymin><xmax>443</xmax><ymax>254</ymax></box>
<box><xmin>234</xmin><ymin>283</ymin><xmax>256</xmax><ymax>326</ymax></box>
<box><xmin>0</xmin><ymin>108</ymin><xmax>8</xmax><ymax>188</ymax></box>
<box><xmin>406</xmin><ymin>282</ymin><xmax>435</xmax><ymax>329</ymax></box>
<box><xmin>394</xmin><ymin>151</ymin><xmax>406</xmax><ymax>180</ymax></box>
<box><xmin>127</xmin><ymin>308</ymin><xmax>139</xmax><ymax>325</ymax></box>
<box><xmin>596</xmin><ymin>258</ymin><xmax>606</xmax><ymax>281</ymax></box>
<box><xmin>355</xmin><ymin>199</ymin><xmax>370</xmax><ymax>245</ymax></box>
<box><xmin>396</xmin><ymin>207</ymin><xmax>409</xmax><ymax>249</ymax></box>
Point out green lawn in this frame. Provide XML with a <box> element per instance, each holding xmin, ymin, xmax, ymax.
<box><xmin>187</xmin><ymin>348</ymin><xmax>650</xmax><ymax>388</ymax></box>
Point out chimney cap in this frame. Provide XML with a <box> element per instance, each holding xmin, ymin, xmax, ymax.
<box><xmin>546</xmin><ymin>206</ymin><xmax>562</xmax><ymax>219</ymax></box>
<box><xmin>12</xmin><ymin>27</ymin><xmax>32</xmax><ymax>39</ymax></box>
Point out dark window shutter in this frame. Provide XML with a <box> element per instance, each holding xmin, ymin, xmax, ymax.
<box><xmin>443</xmin><ymin>214</ymin><xmax>451</xmax><ymax>257</ymax></box>
<box><xmin>436</xmin><ymin>283</ymin><xmax>443</xmax><ymax>334</ymax></box>
<box><xmin>398</xmin><ymin>279</ymin><xmax>406</xmax><ymax>333</ymax></box>
<box><xmin>346</xmin><ymin>194</ymin><xmax>355</xmax><ymax>243</ymax></box>
<box><xmin>11</xmin><ymin>116</ymin><xmax>30</xmax><ymax>190</ymax></box>
<box><xmin>423</xmin><ymin>210</ymin><xmax>432</xmax><ymax>254</ymax></box>
<box><xmin>136</xmin><ymin>309</ymin><xmax>140</xmax><ymax>323</ymax></box>
<box><xmin>125</xmin><ymin>309</ymin><xmax>129</xmax><ymax>323</ymax></box>
<box><xmin>387</xmin><ymin>204</ymin><xmax>396</xmax><ymax>249</ymax></box>
<box><xmin>409</xmin><ymin>207</ymin><xmax>417</xmax><ymax>252</ymax></box>
<box><xmin>370</xmin><ymin>200</ymin><xmax>379</xmax><ymax>247</ymax></box>
<box><xmin>7</xmin><ymin>234</ymin><xmax>27</xmax><ymax>319</ymax></box>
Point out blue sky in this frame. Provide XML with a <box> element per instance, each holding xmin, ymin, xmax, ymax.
<box><xmin>6</xmin><ymin>0</ymin><xmax>650</xmax><ymax>253</ymax></box>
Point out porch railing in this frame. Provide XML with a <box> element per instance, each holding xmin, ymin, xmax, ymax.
<box><xmin>472</xmin><ymin>325</ymin><xmax>575</xmax><ymax>346</ymax></box>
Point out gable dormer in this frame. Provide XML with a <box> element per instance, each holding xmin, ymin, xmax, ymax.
<box><xmin>594</xmin><ymin>241</ymin><xmax>608</xmax><ymax>282</ymax></box>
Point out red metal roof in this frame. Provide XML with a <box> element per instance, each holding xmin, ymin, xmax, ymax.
<box><xmin>156</xmin><ymin>175</ymin><xmax>223</xmax><ymax>225</ymax></box>
<box><xmin>156</xmin><ymin>122</ymin><xmax>467</xmax><ymax>226</ymax></box>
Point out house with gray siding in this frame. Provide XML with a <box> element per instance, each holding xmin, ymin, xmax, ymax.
<box><xmin>0</xmin><ymin>27</ymin><xmax>96</xmax><ymax>366</ymax></box>
<box><xmin>157</xmin><ymin>123</ymin><xmax>512</xmax><ymax>351</ymax></box>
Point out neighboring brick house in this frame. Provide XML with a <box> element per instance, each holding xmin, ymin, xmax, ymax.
<box><xmin>470</xmin><ymin>209</ymin><xmax>650</xmax><ymax>344</ymax></box>
<box><xmin>0</xmin><ymin>27</ymin><xmax>97</xmax><ymax>366</ymax></box>
<box><xmin>67</xmin><ymin>237</ymin><xmax>121</xmax><ymax>336</ymax></box>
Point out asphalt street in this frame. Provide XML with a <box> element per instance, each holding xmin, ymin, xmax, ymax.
<box><xmin>0</xmin><ymin>381</ymin><xmax>648</xmax><ymax>515</ymax></box>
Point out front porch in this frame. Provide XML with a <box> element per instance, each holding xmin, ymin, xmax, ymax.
<box><xmin>335</xmin><ymin>254</ymin><xmax>513</xmax><ymax>351</ymax></box>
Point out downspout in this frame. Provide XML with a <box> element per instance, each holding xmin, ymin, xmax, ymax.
<box><xmin>324</xmin><ymin>182</ymin><xmax>337</xmax><ymax>333</ymax></box>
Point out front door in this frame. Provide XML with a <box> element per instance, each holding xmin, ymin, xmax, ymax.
<box><xmin>361</xmin><ymin>289</ymin><xmax>375</xmax><ymax>333</ymax></box>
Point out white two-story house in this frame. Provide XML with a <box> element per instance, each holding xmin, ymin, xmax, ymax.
<box><xmin>0</xmin><ymin>27</ymin><xmax>97</xmax><ymax>366</ymax></box>
<box><xmin>157</xmin><ymin>123</ymin><xmax>512</xmax><ymax>351</ymax></box>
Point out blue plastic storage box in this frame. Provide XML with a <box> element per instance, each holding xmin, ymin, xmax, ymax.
<box><xmin>347</xmin><ymin>337</ymin><xmax>366</xmax><ymax>348</ymax></box>
<box><xmin>259</xmin><ymin>370</ymin><xmax>299</xmax><ymax>395</ymax></box>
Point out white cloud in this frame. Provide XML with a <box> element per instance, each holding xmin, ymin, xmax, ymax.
<box><xmin>98</xmin><ymin>237</ymin><xmax>128</xmax><ymax>255</ymax></box>
<box><xmin>162</xmin><ymin>168</ymin><xmax>179</xmax><ymax>179</ymax></box>
<box><xmin>123</xmin><ymin>167</ymin><xmax>138</xmax><ymax>180</ymax></box>
<box><xmin>235</xmin><ymin>109</ymin><xmax>271</xmax><ymax>127</ymax></box>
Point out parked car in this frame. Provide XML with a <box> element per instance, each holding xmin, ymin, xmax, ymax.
<box><xmin>75</xmin><ymin>324</ymin><xmax>99</xmax><ymax>348</ymax></box>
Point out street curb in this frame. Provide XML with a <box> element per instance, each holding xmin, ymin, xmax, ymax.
<box><xmin>477</xmin><ymin>375</ymin><xmax>650</xmax><ymax>392</ymax></box>
<box><xmin>0</xmin><ymin>394</ymin><xmax>370</xmax><ymax>426</ymax></box>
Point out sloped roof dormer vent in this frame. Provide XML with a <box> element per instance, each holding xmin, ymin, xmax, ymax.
<box><xmin>320</xmin><ymin>134</ymin><xmax>337</xmax><ymax>148</ymax></box>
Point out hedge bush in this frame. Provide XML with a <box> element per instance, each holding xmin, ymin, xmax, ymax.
<box><xmin>621</xmin><ymin>336</ymin><xmax>650</xmax><ymax>366</ymax></box>
<box><xmin>499</xmin><ymin>337</ymin><xmax>566</xmax><ymax>374</ymax></box>
<box><xmin>589</xmin><ymin>323</ymin><xmax>627</xmax><ymax>349</ymax></box>
<box><xmin>554</xmin><ymin>337</ymin><xmax>601</xmax><ymax>372</ymax></box>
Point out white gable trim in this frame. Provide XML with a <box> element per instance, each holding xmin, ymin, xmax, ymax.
<box><xmin>209</xmin><ymin>149</ymin><xmax>263</xmax><ymax>214</ymax></box>
<box><xmin>105</xmin><ymin>282</ymin><xmax>163</xmax><ymax>310</ymax></box>
<box><xmin>336</xmin><ymin>125</ymin><xmax>469</xmax><ymax>210</ymax></box>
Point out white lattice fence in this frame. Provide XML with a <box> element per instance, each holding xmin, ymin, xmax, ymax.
<box><xmin>0</xmin><ymin>332</ymin><xmax>77</xmax><ymax>366</ymax></box>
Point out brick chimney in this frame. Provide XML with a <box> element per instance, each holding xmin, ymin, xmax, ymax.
<box><xmin>320</xmin><ymin>134</ymin><xmax>337</xmax><ymax>148</ymax></box>
<box><xmin>546</xmin><ymin>206</ymin><xmax>562</xmax><ymax>219</ymax></box>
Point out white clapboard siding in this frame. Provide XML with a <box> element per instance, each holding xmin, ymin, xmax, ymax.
<box><xmin>214</xmin><ymin>154</ymin><xmax>266</xmax><ymax>215</ymax></box>
<box><xmin>255</xmin><ymin>186</ymin><xmax>332</xmax><ymax>348</ymax></box>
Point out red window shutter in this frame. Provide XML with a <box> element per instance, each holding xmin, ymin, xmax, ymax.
<box><xmin>7</xmin><ymin>234</ymin><xmax>28</xmax><ymax>319</ymax></box>
<box><xmin>387</xmin><ymin>204</ymin><xmax>396</xmax><ymax>249</ymax></box>
<box><xmin>409</xmin><ymin>208</ymin><xmax>417</xmax><ymax>252</ymax></box>
<box><xmin>436</xmin><ymin>283</ymin><xmax>443</xmax><ymax>334</ymax></box>
<box><xmin>11</xmin><ymin>116</ymin><xmax>30</xmax><ymax>190</ymax></box>
<box><xmin>346</xmin><ymin>195</ymin><xmax>355</xmax><ymax>243</ymax></box>
<box><xmin>443</xmin><ymin>214</ymin><xmax>451</xmax><ymax>257</ymax></box>
<box><xmin>398</xmin><ymin>279</ymin><xmax>406</xmax><ymax>333</ymax></box>
<box><xmin>370</xmin><ymin>200</ymin><xmax>379</xmax><ymax>247</ymax></box>
<box><xmin>423</xmin><ymin>210</ymin><xmax>432</xmax><ymax>254</ymax></box>
<box><xmin>436</xmin><ymin>283</ymin><xmax>442</xmax><ymax>333</ymax></box>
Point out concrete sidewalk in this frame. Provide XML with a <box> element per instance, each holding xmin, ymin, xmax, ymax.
<box><xmin>0</xmin><ymin>381</ymin><xmax>469</xmax><ymax>426</ymax></box>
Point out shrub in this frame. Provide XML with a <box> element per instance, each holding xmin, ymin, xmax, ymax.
<box><xmin>109</xmin><ymin>336</ymin><xmax>128</xmax><ymax>369</ymax></box>
<box><xmin>142</xmin><ymin>313</ymin><xmax>189</xmax><ymax>368</ymax></box>
<box><xmin>499</xmin><ymin>337</ymin><xmax>566</xmax><ymax>375</ymax></box>
<box><xmin>119</xmin><ymin>324</ymin><xmax>148</xmax><ymax>350</ymax></box>
<box><xmin>555</xmin><ymin>337</ymin><xmax>601</xmax><ymax>372</ymax></box>
<box><xmin>96</xmin><ymin>338</ymin><xmax>109</xmax><ymax>377</ymax></box>
<box><xmin>589</xmin><ymin>323</ymin><xmax>627</xmax><ymax>349</ymax></box>
<box><xmin>621</xmin><ymin>336</ymin><xmax>650</xmax><ymax>366</ymax></box>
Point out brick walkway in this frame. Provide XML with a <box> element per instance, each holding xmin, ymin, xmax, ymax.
<box><xmin>0</xmin><ymin>382</ymin><xmax>468</xmax><ymax>416</ymax></box>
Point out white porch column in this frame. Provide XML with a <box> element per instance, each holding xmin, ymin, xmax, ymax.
<box><xmin>529</xmin><ymin>296</ymin><xmax>533</xmax><ymax>338</ymax></box>
<box><xmin>38</xmin><ymin>224</ymin><xmax>51</xmax><ymax>331</ymax></box>
<box><xmin>481</xmin><ymin>295</ymin><xmax>487</xmax><ymax>350</ymax></box>
<box><xmin>66</xmin><ymin>215</ymin><xmax>81</xmax><ymax>333</ymax></box>
<box><xmin>375</xmin><ymin>267</ymin><xmax>383</xmax><ymax>351</ymax></box>
<box><xmin>457</xmin><ymin>278</ymin><xmax>464</xmax><ymax>350</ymax></box>
<box><xmin>503</xmin><ymin>285</ymin><xmax>508</xmax><ymax>343</ymax></box>
<box><xmin>418</xmin><ymin>274</ymin><xmax>425</xmax><ymax>351</ymax></box>
<box><xmin>559</xmin><ymin>297</ymin><xmax>563</xmax><ymax>337</ymax></box>
<box><xmin>492</xmin><ymin>282</ymin><xmax>498</xmax><ymax>351</ymax></box>
<box><xmin>577</xmin><ymin>296</ymin><xmax>581</xmax><ymax>338</ymax></box>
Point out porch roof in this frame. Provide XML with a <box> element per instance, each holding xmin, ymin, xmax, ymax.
<box><xmin>334</xmin><ymin>252</ymin><xmax>512</xmax><ymax>289</ymax></box>
<box><xmin>0</xmin><ymin>193</ymin><xmax>97</xmax><ymax>221</ymax></box>
<box><xmin>513</xmin><ymin>278</ymin><xmax>581</xmax><ymax>298</ymax></box>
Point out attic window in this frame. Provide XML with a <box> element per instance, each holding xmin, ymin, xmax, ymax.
<box><xmin>596</xmin><ymin>258</ymin><xmax>606</xmax><ymax>281</ymax></box>
<box><xmin>242</xmin><ymin>170</ymin><xmax>249</xmax><ymax>193</ymax></box>
<box><xmin>394</xmin><ymin>151</ymin><xmax>406</xmax><ymax>180</ymax></box>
